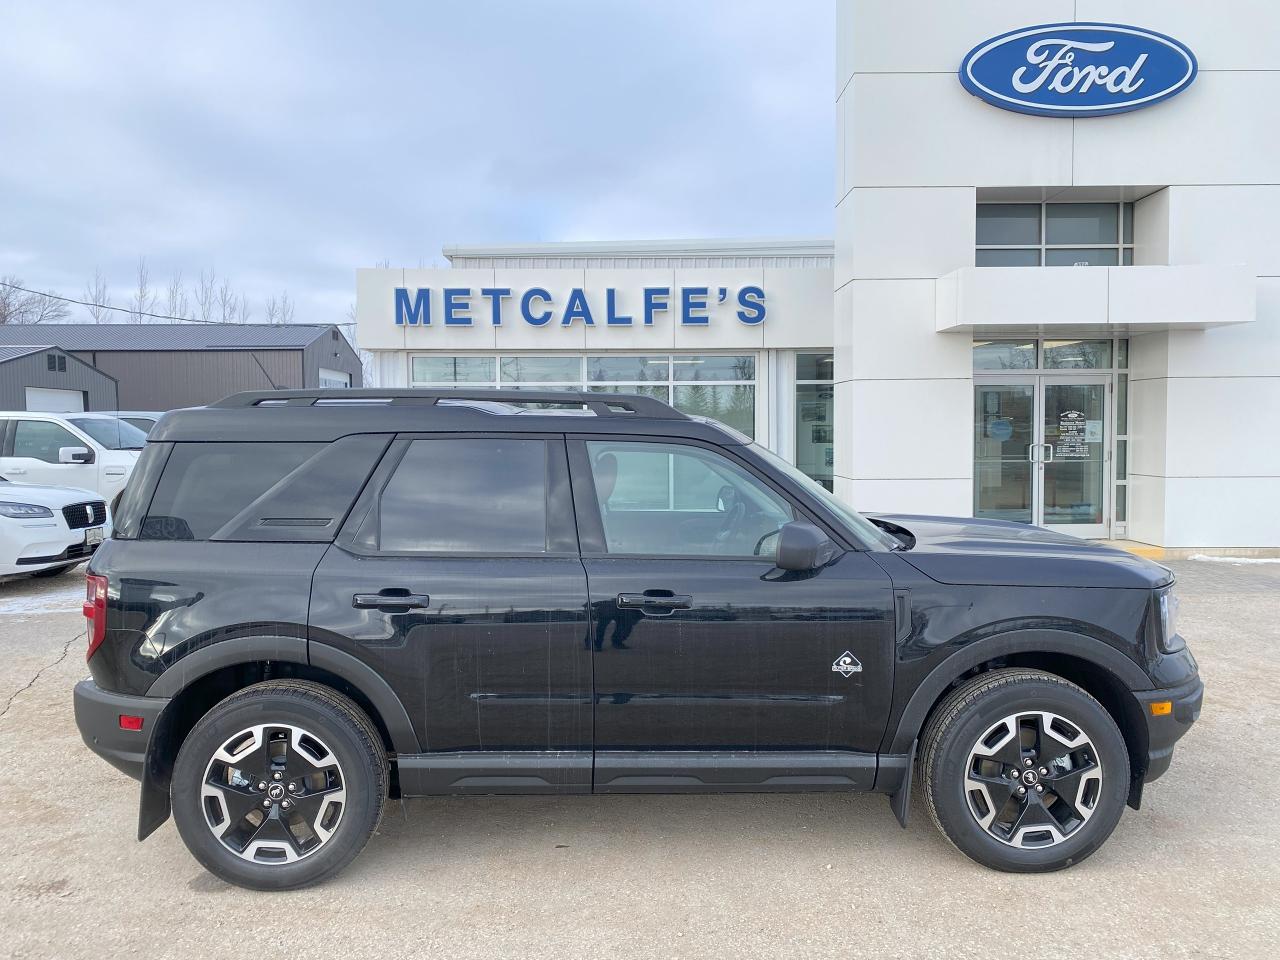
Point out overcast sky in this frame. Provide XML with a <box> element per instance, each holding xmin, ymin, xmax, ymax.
<box><xmin>0</xmin><ymin>1</ymin><xmax>833</xmax><ymax>331</ymax></box>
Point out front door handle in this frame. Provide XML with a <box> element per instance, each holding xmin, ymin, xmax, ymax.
<box><xmin>352</xmin><ymin>591</ymin><xmax>431</xmax><ymax>610</ymax></box>
<box><xmin>617</xmin><ymin>592</ymin><xmax>693</xmax><ymax>611</ymax></box>
<box><xmin>3</xmin><ymin>467</ymin><xmax>25</xmax><ymax>475</ymax></box>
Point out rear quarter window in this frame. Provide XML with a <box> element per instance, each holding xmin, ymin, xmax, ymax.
<box><xmin>139</xmin><ymin>435</ymin><xmax>389</xmax><ymax>542</ymax></box>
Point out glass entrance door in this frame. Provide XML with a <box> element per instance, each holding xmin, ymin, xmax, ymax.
<box><xmin>974</xmin><ymin>379</ymin><xmax>1036</xmax><ymax>523</ymax></box>
<box><xmin>1040</xmin><ymin>377</ymin><xmax>1108</xmax><ymax>538</ymax></box>
<box><xmin>974</xmin><ymin>375</ymin><xmax>1110</xmax><ymax>538</ymax></box>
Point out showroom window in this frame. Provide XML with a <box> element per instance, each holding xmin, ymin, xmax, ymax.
<box><xmin>410</xmin><ymin>353</ymin><xmax>758</xmax><ymax>438</ymax></box>
<box><xmin>794</xmin><ymin>353</ymin><xmax>834</xmax><ymax>491</ymax></box>
<box><xmin>976</xmin><ymin>202</ymin><xmax>1135</xmax><ymax>267</ymax></box>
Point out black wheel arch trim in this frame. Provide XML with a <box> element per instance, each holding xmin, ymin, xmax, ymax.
<box><xmin>307</xmin><ymin>642</ymin><xmax>420</xmax><ymax>754</ymax></box>
<box><xmin>144</xmin><ymin>635</ymin><xmax>420</xmax><ymax>754</ymax></box>
<box><xmin>882</xmin><ymin>628</ymin><xmax>1152</xmax><ymax>756</ymax></box>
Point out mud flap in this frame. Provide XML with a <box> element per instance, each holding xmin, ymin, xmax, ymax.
<box><xmin>137</xmin><ymin>704</ymin><xmax>175</xmax><ymax>840</ymax></box>
<box><xmin>889</xmin><ymin>739</ymin><xmax>916</xmax><ymax>829</ymax></box>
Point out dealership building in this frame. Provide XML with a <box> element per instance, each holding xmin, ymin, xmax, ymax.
<box><xmin>356</xmin><ymin>1</ymin><xmax>1278</xmax><ymax>549</ymax></box>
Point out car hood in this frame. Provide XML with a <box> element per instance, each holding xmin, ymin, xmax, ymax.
<box><xmin>0</xmin><ymin>480</ymin><xmax>102</xmax><ymax>508</ymax></box>
<box><xmin>868</xmin><ymin>514</ymin><xmax>1172</xmax><ymax>589</ymax></box>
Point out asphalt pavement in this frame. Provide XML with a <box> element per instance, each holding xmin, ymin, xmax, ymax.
<box><xmin>1</xmin><ymin>558</ymin><xmax>1276</xmax><ymax>959</ymax></box>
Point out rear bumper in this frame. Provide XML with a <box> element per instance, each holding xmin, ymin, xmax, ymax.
<box><xmin>1135</xmin><ymin>674</ymin><xmax>1204</xmax><ymax>783</ymax></box>
<box><xmin>73</xmin><ymin>679</ymin><xmax>169</xmax><ymax>781</ymax></box>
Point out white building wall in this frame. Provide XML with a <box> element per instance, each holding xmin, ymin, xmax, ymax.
<box><xmin>836</xmin><ymin>0</ymin><xmax>1280</xmax><ymax>545</ymax></box>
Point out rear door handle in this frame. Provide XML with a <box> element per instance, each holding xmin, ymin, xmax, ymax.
<box><xmin>617</xmin><ymin>592</ymin><xmax>693</xmax><ymax>611</ymax></box>
<box><xmin>4</xmin><ymin>468</ymin><xmax>25</xmax><ymax>475</ymax></box>
<box><xmin>352</xmin><ymin>591</ymin><xmax>431</xmax><ymax>610</ymax></box>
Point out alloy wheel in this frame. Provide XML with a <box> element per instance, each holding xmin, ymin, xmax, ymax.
<box><xmin>964</xmin><ymin>710</ymin><xmax>1103</xmax><ymax>849</ymax></box>
<box><xmin>200</xmin><ymin>723</ymin><xmax>346</xmax><ymax>864</ymax></box>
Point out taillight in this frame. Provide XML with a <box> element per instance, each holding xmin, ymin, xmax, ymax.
<box><xmin>84</xmin><ymin>573</ymin><xmax>108</xmax><ymax>661</ymax></box>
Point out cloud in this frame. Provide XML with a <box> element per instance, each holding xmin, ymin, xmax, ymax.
<box><xmin>0</xmin><ymin>0</ymin><xmax>833</xmax><ymax>327</ymax></box>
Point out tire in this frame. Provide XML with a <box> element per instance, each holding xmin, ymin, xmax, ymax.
<box><xmin>172</xmin><ymin>680</ymin><xmax>388</xmax><ymax>890</ymax></box>
<box><xmin>920</xmin><ymin>668</ymin><xmax>1129</xmax><ymax>873</ymax></box>
<box><xmin>30</xmin><ymin>563</ymin><xmax>78</xmax><ymax>578</ymax></box>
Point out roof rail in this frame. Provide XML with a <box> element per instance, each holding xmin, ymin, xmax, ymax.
<box><xmin>209</xmin><ymin>388</ymin><xmax>689</xmax><ymax>419</ymax></box>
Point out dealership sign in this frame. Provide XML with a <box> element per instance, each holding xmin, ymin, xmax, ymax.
<box><xmin>959</xmin><ymin>23</ymin><xmax>1197</xmax><ymax>117</ymax></box>
<box><xmin>393</xmin><ymin>285</ymin><xmax>767</xmax><ymax>327</ymax></box>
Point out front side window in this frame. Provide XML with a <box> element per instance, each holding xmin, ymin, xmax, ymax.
<box><xmin>69</xmin><ymin>417</ymin><xmax>148</xmax><ymax>450</ymax></box>
<box><xmin>375</xmin><ymin>438</ymin><xmax>549</xmax><ymax>553</ymax></box>
<box><xmin>13</xmin><ymin>420</ymin><xmax>80</xmax><ymax>462</ymax></box>
<box><xmin>586</xmin><ymin>440</ymin><xmax>792</xmax><ymax>558</ymax></box>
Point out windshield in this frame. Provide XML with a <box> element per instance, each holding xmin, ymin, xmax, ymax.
<box><xmin>69</xmin><ymin>417</ymin><xmax>148</xmax><ymax>450</ymax></box>
<box><xmin>749</xmin><ymin>443</ymin><xmax>900</xmax><ymax>551</ymax></box>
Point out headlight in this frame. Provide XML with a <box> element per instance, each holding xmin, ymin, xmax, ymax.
<box><xmin>1157</xmin><ymin>587</ymin><xmax>1184</xmax><ymax>654</ymax></box>
<box><xmin>0</xmin><ymin>502</ymin><xmax>54</xmax><ymax>519</ymax></box>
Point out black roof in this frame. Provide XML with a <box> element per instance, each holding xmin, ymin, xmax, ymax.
<box><xmin>152</xmin><ymin>388</ymin><xmax>746</xmax><ymax>445</ymax></box>
<box><xmin>0</xmin><ymin>323</ymin><xmax>344</xmax><ymax>352</ymax></box>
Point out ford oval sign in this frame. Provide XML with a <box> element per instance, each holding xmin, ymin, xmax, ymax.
<box><xmin>959</xmin><ymin>23</ymin><xmax>1197</xmax><ymax>118</ymax></box>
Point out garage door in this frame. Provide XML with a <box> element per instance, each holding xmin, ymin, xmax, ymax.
<box><xmin>25</xmin><ymin>387</ymin><xmax>85</xmax><ymax>412</ymax></box>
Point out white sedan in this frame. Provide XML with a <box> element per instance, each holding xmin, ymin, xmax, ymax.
<box><xmin>0</xmin><ymin>477</ymin><xmax>108</xmax><ymax>579</ymax></box>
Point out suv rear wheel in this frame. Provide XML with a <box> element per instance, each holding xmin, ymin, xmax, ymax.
<box><xmin>920</xmin><ymin>668</ymin><xmax>1129</xmax><ymax>872</ymax></box>
<box><xmin>172</xmin><ymin>680</ymin><xmax>388</xmax><ymax>890</ymax></box>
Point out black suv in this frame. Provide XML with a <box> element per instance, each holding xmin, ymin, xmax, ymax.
<box><xmin>74</xmin><ymin>389</ymin><xmax>1202</xmax><ymax>889</ymax></box>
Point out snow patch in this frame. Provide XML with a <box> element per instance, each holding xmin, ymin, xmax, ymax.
<box><xmin>1189</xmin><ymin>554</ymin><xmax>1280</xmax><ymax>565</ymax></box>
<box><xmin>0</xmin><ymin>581</ymin><xmax>84</xmax><ymax>616</ymax></box>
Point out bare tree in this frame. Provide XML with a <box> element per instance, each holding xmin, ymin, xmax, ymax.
<box><xmin>84</xmin><ymin>268</ymin><xmax>111</xmax><ymax>323</ymax></box>
<box><xmin>195</xmin><ymin>269</ymin><xmax>217</xmax><ymax>324</ymax></box>
<box><xmin>27</xmin><ymin>293</ymin><xmax>70</xmax><ymax>324</ymax></box>
<box><xmin>345</xmin><ymin>303</ymin><xmax>375</xmax><ymax>385</ymax></box>
<box><xmin>280</xmin><ymin>292</ymin><xmax>295</xmax><ymax>324</ymax></box>
<box><xmin>216</xmin><ymin>278</ymin><xmax>238</xmax><ymax>324</ymax></box>
<box><xmin>236</xmin><ymin>297</ymin><xmax>252</xmax><ymax>325</ymax></box>
<box><xmin>0</xmin><ymin>277</ymin><xmax>24</xmax><ymax>324</ymax></box>
<box><xmin>165</xmin><ymin>272</ymin><xmax>190</xmax><ymax>320</ymax></box>
<box><xmin>0</xmin><ymin>275</ymin><xmax>70</xmax><ymax>324</ymax></box>
<box><xmin>263</xmin><ymin>296</ymin><xmax>280</xmax><ymax>325</ymax></box>
<box><xmin>127</xmin><ymin>257</ymin><xmax>157</xmax><ymax>324</ymax></box>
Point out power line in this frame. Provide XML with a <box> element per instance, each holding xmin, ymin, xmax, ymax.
<box><xmin>0</xmin><ymin>279</ymin><xmax>357</xmax><ymax>327</ymax></box>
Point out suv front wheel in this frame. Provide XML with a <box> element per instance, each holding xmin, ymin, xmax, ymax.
<box><xmin>172</xmin><ymin>680</ymin><xmax>388</xmax><ymax>890</ymax></box>
<box><xmin>920</xmin><ymin>669</ymin><xmax>1130</xmax><ymax>872</ymax></box>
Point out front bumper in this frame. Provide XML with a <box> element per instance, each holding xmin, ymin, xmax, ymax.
<box><xmin>73</xmin><ymin>679</ymin><xmax>169</xmax><ymax>781</ymax></box>
<box><xmin>1135</xmin><ymin>673</ymin><xmax>1204</xmax><ymax>782</ymax></box>
<box><xmin>0</xmin><ymin>523</ymin><xmax>98</xmax><ymax>576</ymax></box>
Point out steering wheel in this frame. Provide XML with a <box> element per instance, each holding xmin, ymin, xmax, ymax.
<box><xmin>713</xmin><ymin>484</ymin><xmax>746</xmax><ymax>545</ymax></box>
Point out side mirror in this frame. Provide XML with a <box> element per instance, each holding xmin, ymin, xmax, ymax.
<box><xmin>775</xmin><ymin>520</ymin><xmax>837</xmax><ymax>571</ymax></box>
<box><xmin>59</xmin><ymin>446</ymin><xmax>93</xmax><ymax>464</ymax></box>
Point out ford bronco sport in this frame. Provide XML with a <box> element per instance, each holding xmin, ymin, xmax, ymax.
<box><xmin>74</xmin><ymin>389</ymin><xmax>1202</xmax><ymax>890</ymax></box>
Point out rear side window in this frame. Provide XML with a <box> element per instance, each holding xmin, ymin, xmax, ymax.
<box><xmin>140</xmin><ymin>435</ymin><xmax>389</xmax><ymax>541</ymax></box>
<box><xmin>371</xmin><ymin>438</ymin><xmax>549</xmax><ymax>554</ymax></box>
